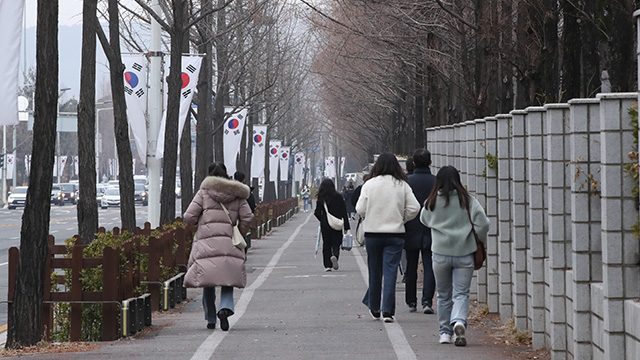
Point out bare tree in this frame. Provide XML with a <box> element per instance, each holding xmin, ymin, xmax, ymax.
<box><xmin>97</xmin><ymin>0</ymin><xmax>137</xmax><ymax>231</ymax></box>
<box><xmin>6</xmin><ymin>0</ymin><xmax>58</xmax><ymax>348</ymax></box>
<box><xmin>77</xmin><ymin>0</ymin><xmax>99</xmax><ymax>243</ymax></box>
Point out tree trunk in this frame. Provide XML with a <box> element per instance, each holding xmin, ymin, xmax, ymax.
<box><xmin>195</xmin><ymin>0</ymin><xmax>213</xmax><ymax>189</ymax></box>
<box><xmin>606</xmin><ymin>0</ymin><xmax>634</xmax><ymax>92</ymax></box>
<box><xmin>179</xmin><ymin>113</ymin><xmax>193</xmax><ymax>215</ymax></box>
<box><xmin>212</xmin><ymin>0</ymin><xmax>228</xmax><ymax>162</ymax></box>
<box><xmin>77</xmin><ymin>0</ymin><xmax>99</xmax><ymax>243</ymax></box>
<box><xmin>108</xmin><ymin>0</ymin><xmax>136</xmax><ymax>232</ymax></box>
<box><xmin>6</xmin><ymin>0</ymin><xmax>58</xmax><ymax>348</ymax></box>
<box><xmin>179</xmin><ymin>3</ymin><xmax>193</xmax><ymax>217</ymax></box>
<box><xmin>560</xmin><ymin>0</ymin><xmax>581</xmax><ymax>102</ymax></box>
<box><xmin>160</xmin><ymin>0</ymin><xmax>187</xmax><ymax>225</ymax></box>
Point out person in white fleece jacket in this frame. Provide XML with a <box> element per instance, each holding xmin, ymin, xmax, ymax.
<box><xmin>356</xmin><ymin>152</ymin><xmax>420</xmax><ymax>323</ymax></box>
<box><xmin>420</xmin><ymin>165</ymin><xmax>489</xmax><ymax>347</ymax></box>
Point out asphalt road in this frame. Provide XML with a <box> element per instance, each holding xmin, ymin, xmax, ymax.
<box><xmin>0</xmin><ymin>200</ymin><xmax>183</xmax><ymax>329</ymax></box>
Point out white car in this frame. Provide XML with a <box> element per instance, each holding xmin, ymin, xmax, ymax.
<box><xmin>7</xmin><ymin>186</ymin><xmax>28</xmax><ymax>210</ymax></box>
<box><xmin>100</xmin><ymin>186</ymin><xmax>120</xmax><ymax>209</ymax></box>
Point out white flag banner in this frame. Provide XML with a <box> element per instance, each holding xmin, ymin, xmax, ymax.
<box><xmin>123</xmin><ymin>54</ymin><xmax>148</xmax><ymax>164</ymax></box>
<box><xmin>24</xmin><ymin>154</ymin><xmax>31</xmax><ymax>176</ymax></box>
<box><xmin>74</xmin><ymin>156</ymin><xmax>79</xmax><ymax>175</ymax></box>
<box><xmin>251</xmin><ymin>125</ymin><xmax>267</xmax><ymax>178</ymax></box>
<box><xmin>156</xmin><ymin>55</ymin><xmax>203</xmax><ymax>159</ymax></box>
<box><xmin>53</xmin><ymin>156</ymin><xmax>57</xmax><ymax>177</ymax></box>
<box><xmin>340</xmin><ymin>157</ymin><xmax>345</xmax><ymax>177</ymax></box>
<box><xmin>294</xmin><ymin>152</ymin><xmax>304</xmax><ymax>183</ymax></box>
<box><xmin>59</xmin><ymin>156</ymin><xmax>68</xmax><ymax>177</ymax></box>
<box><xmin>328</xmin><ymin>156</ymin><xmax>336</xmax><ymax>178</ymax></box>
<box><xmin>279</xmin><ymin>146</ymin><xmax>290</xmax><ymax>182</ymax></box>
<box><xmin>6</xmin><ymin>154</ymin><xmax>14</xmax><ymax>179</ymax></box>
<box><xmin>324</xmin><ymin>157</ymin><xmax>329</xmax><ymax>178</ymax></box>
<box><xmin>132</xmin><ymin>158</ymin><xmax>136</xmax><ymax>173</ymax></box>
<box><xmin>0</xmin><ymin>0</ymin><xmax>25</xmax><ymax>126</ymax></box>
<box><xmin>109</xmin><ymin>158</ymin><xmax>114</xmax><ymax>177</ymax></box>
<box><xmin>268</xmin><ymin>141</ymin><xmax>280</xmax><ymax>182</ymax></box>
<box><xmin>223</xmin><ymin>107</ymin><xmax>248</xmax><ymax>176</ymax></box>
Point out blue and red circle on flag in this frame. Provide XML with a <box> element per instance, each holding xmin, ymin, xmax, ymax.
<box><xmin>254</xmin><ymin>134</ymin><xmax>262</xmax><ymax>143</ymax></box>
<box><xmin>181</xmin><ymin>73</ymin><xmax>190</xmax><ymax>89</ymax></box>
<box><xmin>125</xmin><ymin>72</ymin><xmax>139</xmax><ymax>88</ymax></box>
<box><xmin>282</xmin><ymin>153</ymin><xmax>288</xmax><ymax>159</ymax></box>
<box><xmin>228</xmin><ymin>118</ymin><xmax>240</xmax><ymax>130</ymax></box>
<box><xmin>296</xmin><ymin>157</ymin><xmax>302</xmax><ymax>163</ymax></box>
<box><xmin>270</xmin><ymin>148</ymin><xmax>277</xmax><ymax>155</ymax></box>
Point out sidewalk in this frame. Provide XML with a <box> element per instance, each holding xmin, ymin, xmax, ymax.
<box><xmin>3</xmin><ymin>211</ymin><xmax>544</xmax><ymax>359</ymax></box>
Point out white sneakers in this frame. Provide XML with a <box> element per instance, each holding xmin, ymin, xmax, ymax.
<box><xmin>330</xmin><ymin>255</ymin><xmax>339</xmax><ymax>270</ymax></box>
<box><xmin>453</xmin><ymin>321</ymin><xmax>466</xmax><ymax>346</ymax></box>
<box><xmin>439</xmin><ymin>333</ymin><xmax>452</xmax><ymax>344</ymax></box>
<box><xmin>440</xmin><ymin>322</ymin><xmax>467</xmax><ymax>346</ymax></box>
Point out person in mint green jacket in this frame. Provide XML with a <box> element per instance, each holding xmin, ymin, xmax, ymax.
<box><xmin>420</xmin><ymin>166</ymin><xmax>489</xmax><ymax>347</ymax></box>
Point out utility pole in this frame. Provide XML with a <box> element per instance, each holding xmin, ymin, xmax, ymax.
<box><xmin>147</xmin><ymin>0</ymin><xmax>162</xmax><ymax>228</ymax></box>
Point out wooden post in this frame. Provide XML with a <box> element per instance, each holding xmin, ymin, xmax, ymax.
<box><xmin>148</xmin><ymin>236</ymin><xmax>160</xmax><ymax>311</ymax></box>
<box><xmin>102</xmin><ymin>246</ymin><xmax>119</xmax><ymax>341</ymax></box>
<box><xmin>70</xmin><ymin>242</ymin><xmax>83</xmax><ymax>341</ymax></box>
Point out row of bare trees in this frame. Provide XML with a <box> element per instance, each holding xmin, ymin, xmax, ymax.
<box><xmin>8</xmin><ymin>0</ymin><xmax>315</xmax><ymax>348</ymax></box>
<box><xmin>308</xmin><ymin>0</ymin><xmax>639</xmax><ymax>162</ymax></box>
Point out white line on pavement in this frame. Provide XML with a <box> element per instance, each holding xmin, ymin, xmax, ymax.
<box><xmin>190</xmin><ymin>212</ymin><xmax>313</xmax><ymax>360</ymax></box>
<box><xmin>353</xmin><ymin>247</ymin><xmax>417</xmax><ymax>360</ymax></box>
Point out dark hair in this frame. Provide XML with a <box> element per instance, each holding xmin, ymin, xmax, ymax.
<box><xmin>412</xmin><ymin>148</ymin><xmax>431</xmax><ymax>168</ymax></box>
<box><xmin>208</xmin><ymin>162</ymin><xmax>229</xmax><ymax>178</ymax></box>
<box><xmin>317</xmin><ymin>178</ymin><xmax>338</xmax><ymax>204</ymax></box>
<box><xmin>368</xmin><ymin>152</ymin><xmax>407</xmax><ymax>182</ymax></box>
<box><xmin>424</xmin><ymin>166</ymin><xmax>470</xmax><ymax>211</ymax></box>
<box><xmin>405</xmin><ymin>157</ymin><xmax>415</xmax><ymax>174</ymax></box>
<box><xmin>234</xmin><ymin>171</ymin><xmax>246</xmax><ymax>182</ymax></box>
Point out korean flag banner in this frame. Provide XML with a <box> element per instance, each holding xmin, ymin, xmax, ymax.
<box><xmin>6</xmin><ymin>154</ymin><xmax>14</xmax><ymax>179</ymax></box>
<box><xmin>74</xmin><ymin>156</ymin><xmax>79</xmax><ymax>176</ymax></box>
<box><xmin>294</xmin><ymin>153</ymin><xmax>305</xmax><ymax>183</ymax></box>
<box><xmin>279</xmin><ymin>146</ymin><xmax>290</xmax><ymax>182</ymax></box>
<box><xmin>268</xmin><ymin>141</ymin><xmax>281</xmax><ymax>182</ymax></box>
<box><xmin>24</xmin><ymin>155</ymin><xmax>31</xmax><ymax>176</ymax></box>
<box><xmin>156</xmin><ymin>55</ymin><xmax>203</xmax><ymax>159</ymax></box>
<box><xmin>340</xmin><ymin>157</ymin><xmax>345</xmax><ymax>176</ymax></box>
<box><xmin>0</xmin><ymin>0</ymin><xmax>25</xmax><ymax>126</ymax></box>
<box><xmin>123</xmin><ymin>54</ymin><xmax>148</xmax><ymax>164</ymax></box>
<box><xmin>251</xmin><ymin>125</ymin><xmax>267</xmax><ymax>178</ymax></box>
<box><xmin>223</xmin><ymin>107</ymin><xmax>248</xmax><ymax>176</ymax></box>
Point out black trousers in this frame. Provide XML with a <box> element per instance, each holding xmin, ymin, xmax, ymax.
<box><xmin>321</xmin><ymin>227</ymin><xmax>342</xmax><ymax>268</ymax></box>
<box><xmin>405</xmin><ymin>247</ymin><xmax>436</xmax><ymax>307</ymax></box>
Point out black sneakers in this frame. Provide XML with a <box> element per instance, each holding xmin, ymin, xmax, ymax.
<box><xmin>217</xmin><ymin>309</ymin><xmax>233</xmax><ymax>331</ymax></box>
<box><xmin>370</xmin><ymin>310</ymin><xmax>381</xmax><ymax>320</ymax></box>
<box><xmin>382</xmin><ymin>312</ymin><xmax>395</xmax><ymax>322</ymax></box>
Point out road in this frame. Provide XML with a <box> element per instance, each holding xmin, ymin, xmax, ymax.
<box><xmin>0</xmin><ymin>201</ymin><xmax>183</xmax><ymax>329</ymax></box>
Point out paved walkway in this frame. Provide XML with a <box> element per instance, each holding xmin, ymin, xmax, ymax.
<box><xmin>9</xmin><ymin>211</ymin><xmax>536</xmax><ymax>359</ymax></box>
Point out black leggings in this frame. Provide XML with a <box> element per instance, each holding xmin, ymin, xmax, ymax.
<box><xmin>321</xmin><ymin>227</ymin><xmax>341</xmax><ymax>268</ymax></box>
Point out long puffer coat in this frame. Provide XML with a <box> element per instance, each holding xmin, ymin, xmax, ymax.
<box><xmin>183</xmin><ymin>176</ymin><xmax>254</xmax><ymax>288</ymax></box>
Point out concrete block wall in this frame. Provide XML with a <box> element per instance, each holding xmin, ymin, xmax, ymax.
<box><xmin>424</xmin><ymin>93</ymin><xmax>640</xmax><ymax>359</ymax></box>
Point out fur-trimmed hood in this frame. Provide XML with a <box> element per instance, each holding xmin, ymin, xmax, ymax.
<box><xmin>199</xmin><ymin>175</ymin><xmax>251</xmax><ymax>203</ymax></box>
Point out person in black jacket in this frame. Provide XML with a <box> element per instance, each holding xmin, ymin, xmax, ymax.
<box><xmin>404</xmin><ymin>149</ymin><xmax>437</xmax><ymax>314</ymax></box>
<box><xmin>314</xmin><ymin>178</ymin><xmax>350</xmax><ymax>271</ymax></box>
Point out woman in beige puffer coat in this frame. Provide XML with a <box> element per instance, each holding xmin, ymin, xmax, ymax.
<box><xmin>183</xmin><ymin>162</ymin><xmax>254</xmax><ymax>331</ymax></box>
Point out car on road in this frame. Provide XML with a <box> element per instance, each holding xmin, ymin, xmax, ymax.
<box><xmin>7</xmin><ymin>186</ymin><xmax>28</xmax><ymax>209</ymax></box>
<box><xmin>96</xmin><ymin>183</ymin><xmax>107</xmax><ymax>207</ymax></box>
<box><xmin>51</xmin><ymin>184</ymin><xmax>64</xmax><ymax>205</ymax></box>
<box><xmin>59</xmin><ymin>183</ymin><xmax>78</xmax><ymax>205</ymax></box>
<box><xmin>134</xmin><ymin>183</ymin><xmax>148</xmax><ymax>206</ymax></box>
<box><xmin>100</xmin><ymin>186</ymin><xmax>120</xmax><ymax>209</ymax></box>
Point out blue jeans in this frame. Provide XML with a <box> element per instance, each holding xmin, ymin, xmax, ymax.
<box><xmin>432</xmin><ymin>253</ymin><xmax>474</xmax><ymax>335</ymax></box>
<box><xmin>202</xmin><ymin>286</ymin><xmax>234</xmax><ymax>325</ymax></box>
<box><xmin>303</xmin><ymin>198</ymin><xmax>310</xmax><ymax>211</ymax></box>
<box><xmin>362</xmin><ymin>236</ymin><xmax>404</xmax><ymax>315</ymax></box>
